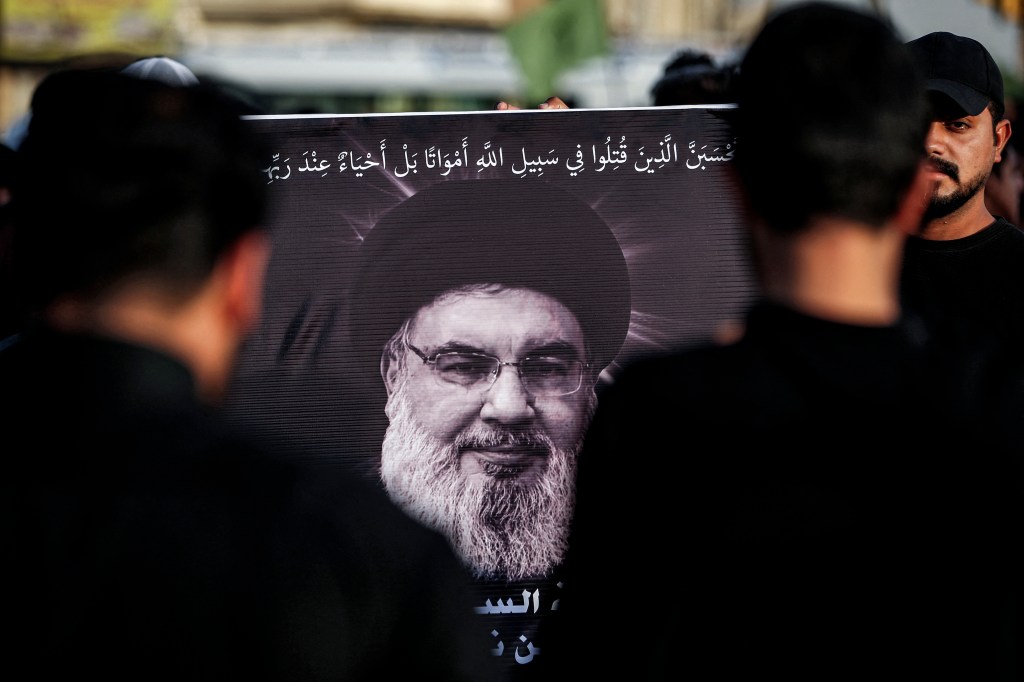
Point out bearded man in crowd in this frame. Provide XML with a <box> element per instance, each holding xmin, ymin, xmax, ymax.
<box><xmin>347</xmin><ymin>179</ymin><xmax>631</xmax><ymax>584</ymax></box>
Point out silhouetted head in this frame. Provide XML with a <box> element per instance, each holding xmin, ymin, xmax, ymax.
<box><xmin>734</xmin><ymin>2</ymin><xmax>929</xmax><ymax>233</ymax></box>
<box><xmin>11</xmin><ymin>69</ymin><xmax>269</xmax><ymax>313</ymax></box>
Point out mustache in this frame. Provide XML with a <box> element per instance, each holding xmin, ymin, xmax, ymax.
<box><xmin>453</xmin><ymin>428</ymin><xmax>554</xmax><ymax>452</ymax></box>
<box><xmin>928</xmin><ymin>156</ymin><xmax>960</xmax><ymax>182</ymax></box>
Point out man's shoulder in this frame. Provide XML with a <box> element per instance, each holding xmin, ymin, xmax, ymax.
<box><xmin>907</xmin><ymin>217</ymin><xmax>1024</xmax><ymax>254</ymax></box>
<box><xmin>612</xmin><ymin>342</ymin><xmax>732</xmax><ymax>387</ymax></box>
<box><xmin>986</xmin><ymin>216</ymin><xmax>1024</xmax><ymax>244</ymax></box>
<box><xmin>588</xmin><ymin>342</ymin><xmax>740</xmax><ymax>450</ymax></box>
<box><xmin>992</xmin><ymin>215</ymin><xmax>1023</xmax><ymax>231</ymax></box>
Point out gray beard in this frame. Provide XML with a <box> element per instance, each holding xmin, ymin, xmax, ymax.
<box><xmin>380</xmin><ymin>383</ymin><xmax>587</xmax><ymax>581</ymax></box>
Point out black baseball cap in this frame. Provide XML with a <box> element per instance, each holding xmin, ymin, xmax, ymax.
<box><xmin>906</xmin><ymin>31</ymin><xmax>1003</xmax><ymax>116</ymax></box>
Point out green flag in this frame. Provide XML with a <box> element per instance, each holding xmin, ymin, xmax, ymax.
<box><xmin>505</xmin><ymin>0</ymin><xmax>609</xmax><ymax>102</ymax></box>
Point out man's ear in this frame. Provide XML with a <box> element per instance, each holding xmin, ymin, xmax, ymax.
<box><xmin>382</xmin><ymin>350</ymin><xmax>403</xmax><ymax>397</ymax></box>
<box><xmin>994</xmin><ymin>118</ymin><xmax>1012</xmax><ymax>163</ymax></box>
<box><xmin>220</xmin><ymin>230</ymin><xmax>270</xmax><ymax>336</ymax></box>
<box><xmin>894</xmin><ymin>161</ymin><xmax>934</xmax><ymax>236</ymax></box>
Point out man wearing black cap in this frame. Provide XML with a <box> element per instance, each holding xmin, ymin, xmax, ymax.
<box><xmin>902</xmin><ymin>31</ymin><xmax>1024</xmax><ymax>350</ymax></box>
<box><xmin>348</xmin><ymin>179</ymin><xmax>630</xmax><ymax>586</ymax></box>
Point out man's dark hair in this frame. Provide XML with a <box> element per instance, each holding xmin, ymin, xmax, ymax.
<box><xmin>733</xmin><ymin>2</ymin><xmax>929</xmax><ymax>234</ymax></box>
<box><xmin>651</xmin><ymin>48</ymin><xmax>737</xmax><ymax>106</ymax></box>
<box><xmin>11</xmin><ymin>69</ymin><xmax>268</xmax><ymax>312</ymax></box>
<box><xmin>990</xmin><ymin>99</ymin><xmax>1006</xmax><ymax>125</ymax></box>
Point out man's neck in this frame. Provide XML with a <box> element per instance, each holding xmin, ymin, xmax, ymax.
<box><xmin>45</xmin><ymin>285</ymin><xmax>237</xmax><ymax>405</ymax></box>
<box><xmin>756</xmin><ymin>217</ymin><xmax>905</xmax><ymax>326</ymax></box>
<box><xmin>919</xmin><ymin>193</ymin><xmax>995</xmax><ymax>241</ymax></box>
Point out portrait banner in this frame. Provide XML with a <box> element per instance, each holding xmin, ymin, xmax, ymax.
<box><xmin>227</xmin><ymin>104</ymin><xmax>757</xmax><ymax>676</ymax></box>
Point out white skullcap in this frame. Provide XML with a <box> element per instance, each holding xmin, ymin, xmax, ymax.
<box><xmin>121</xmin><ymin>57</ymin><xmax>199</xmax><ymax>87</ymax></box>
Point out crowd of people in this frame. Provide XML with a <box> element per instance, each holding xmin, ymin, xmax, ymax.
<box><xmin>3</xmin><ymin>1</ymin><xmax>1024</xmax><ymax>680</ymax></box>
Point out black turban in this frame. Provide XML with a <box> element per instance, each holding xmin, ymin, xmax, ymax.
<box><xmin>346</xmin><ymin>179</ymin><xmax>631</xmax><ymax>376</ymax></box>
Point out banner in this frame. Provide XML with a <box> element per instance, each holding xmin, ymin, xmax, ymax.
<box><xmin>228</xmin><ymin>104</ymin><xmax>756</xmax><ymax>675</ymax></box>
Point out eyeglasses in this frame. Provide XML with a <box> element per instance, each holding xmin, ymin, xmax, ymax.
<box><xmin>406</xmin><ymin>342</ymin><xmax>588</xmax><ymax>397</ymax></box>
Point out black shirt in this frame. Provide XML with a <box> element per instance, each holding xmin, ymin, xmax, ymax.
<box><xmin>0</xmin><ymin>326</ymin><xmax>499</xmax><ymax>681</ymax></box>
<box><xmin>902</xmin><ymin>216</ymin><xmax>1024</xmax><ymax>351</ymax></box>
<box><xmin>541</xmin><ymin>302</ymin><xmax>1021</xmax><ymax>681</ymax></box>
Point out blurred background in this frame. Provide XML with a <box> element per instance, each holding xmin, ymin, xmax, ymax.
<box><xmin>2</xmin><ymin>0</ymin><xmax>1024</xmax><ymax>135</ymax></box>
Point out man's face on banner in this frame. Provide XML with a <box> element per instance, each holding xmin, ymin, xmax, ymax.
<box><xmin>380</xmin><ymin>285</ymin><xmax>597</xmax><ymax>581</ymax></box>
